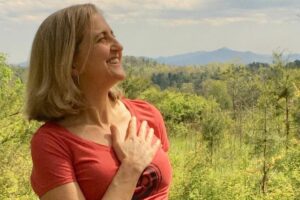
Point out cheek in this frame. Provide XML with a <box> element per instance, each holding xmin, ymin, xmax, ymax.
<box><xmin>83</xmin><ymin>47</ymin><xmax>110</xmax><ymax>77</ymax></box>
<box><xmin>89</xmin><ymin>45</ymin><xmax>110</xmax><ymax>62</ymax></box>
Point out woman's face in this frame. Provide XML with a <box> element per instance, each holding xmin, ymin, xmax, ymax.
<box><xmin>74</xmin><ymin>13</ymin><xmax>125</xmax><ymax>91</ymax></box>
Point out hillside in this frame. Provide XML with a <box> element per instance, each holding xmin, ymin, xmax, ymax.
<box><xmin>155</xmin><ymin>47</ymin><xmax>300</xmax><ymax>66</ymax></box>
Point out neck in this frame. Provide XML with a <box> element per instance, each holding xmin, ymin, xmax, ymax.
<box><xmin>61</xmin><ymin>89</ymin><xmax>120</xmax><ymax>129</ymax></box>
<box><xmin>83</xmin><ymin>89</ymin><xmax>118</xmax><ymax>126</ymax></box>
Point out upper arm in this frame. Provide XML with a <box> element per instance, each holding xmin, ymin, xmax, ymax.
<box><xmin>30</xmin><ymin>132</ymin><xmax>77</xmax><ymax>197</ymax></box>
<box><xmin>41</xmin><ymin>182</ymin><xmax>85</xmax><ymax>200</ymax></box>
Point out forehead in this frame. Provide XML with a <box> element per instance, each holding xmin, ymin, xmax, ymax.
<box><xmin>77</xmin><ymin>13</ymin><xmax>111</xmax><ymax>50</ymax></box>
<box><xmin>91</xmin><ymin>13</ymin><xmax>111</xmax><ymax>33</ymax></box>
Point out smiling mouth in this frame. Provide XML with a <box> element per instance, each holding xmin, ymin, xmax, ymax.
<box><xmin>107</xmin><ymin>57</ymin><xmax>120</xmax><ymax>64</ymax></box>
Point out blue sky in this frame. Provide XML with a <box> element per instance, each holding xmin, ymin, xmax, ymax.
<box><xmin>0</xmin><ymin>0</ymin><xmax>300</xmax><ymax>64</ymax></box>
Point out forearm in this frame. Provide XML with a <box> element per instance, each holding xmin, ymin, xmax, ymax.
<box><xmin>101</xmin><ymin>159</ymin><xmax>142</xmax><ymax>200</ymax></box>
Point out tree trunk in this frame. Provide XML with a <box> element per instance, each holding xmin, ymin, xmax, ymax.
<box><xmin>261</xmin><ymin>107</ymin><xmax>268</xmax><ymax>194</ymax></box>
<box><xmin>285</xmin><ymin>95</ymin><xmax>290</xmax><ymax>151</ymax></box>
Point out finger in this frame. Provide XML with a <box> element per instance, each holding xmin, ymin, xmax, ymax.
<box><xmin>152</xmin><ymin>139</ymin><xmax>161</xmax><ymax>153</ymax></box>
<box><xmin>146</xmin><ymin>128</ymin><xmax>154</xmax><ymax>143</ymax></box>
<box><xmin>126</xmin><ymin>116</ymin><xmax>137</xmax><ymax>139</ymax></box>
<box><xmin>110</xmin><ymin>125</ymin><xmax>121</xmax><ymax>144</ymax></box>
<box><xmin>139</xmin><ymin>120</ymin><xmax>147</xmax><ymax>140</ymax></box>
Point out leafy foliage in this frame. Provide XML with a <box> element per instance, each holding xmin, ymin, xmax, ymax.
<box><xmin>1</xmin><ymin>53</ymin><xmax>300</xmax><ymax>199</ymax></box>
<box><xmin>0</xmin><ymin>53</ymin><xmax>40</xmax><ymax>199</ymax></box>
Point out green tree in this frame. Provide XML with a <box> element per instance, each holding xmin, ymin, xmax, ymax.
<box><xmin>0</xmin><ymin>53</ymin><xmax>38</xmax><ymax>199</ymax></box>
<box><xmin>201</xmin><ymin>79</ymin><xmax>232</xmax><ymax>109</ymax></box>
<box><xmin>201</xmin><ymin>99</ymin><xmax>228</xmax><ymax>162</ymax></box>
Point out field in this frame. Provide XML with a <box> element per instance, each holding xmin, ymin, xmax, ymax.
<box><xmin>1</xmin><ymin>53</ymin><xmax>299</xmax><ymax>199</ymax></box>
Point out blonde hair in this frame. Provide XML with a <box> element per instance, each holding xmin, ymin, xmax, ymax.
<box><xmin>25</xmin><ymin>3</ymin><xmax>121</xmax><ymax>122</ymax></box>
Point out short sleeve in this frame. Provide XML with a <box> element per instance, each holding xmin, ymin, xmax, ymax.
<box><xmin>149</xmin><ymin>104</ymin><xmax>170</xmax><ymax>152</ymax></box>
<box><xmin>30</xmin><ymin>130</ymin><xmax>76</xmax><ymax>197</ymax></box>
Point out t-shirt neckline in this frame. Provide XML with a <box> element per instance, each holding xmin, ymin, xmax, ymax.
<box><xmin>47</xmin><ymin>98</ymin><xmax>135</xmax><ymax>149</ymax></box>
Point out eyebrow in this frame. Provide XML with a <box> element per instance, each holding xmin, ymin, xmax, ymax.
<box><xmin>94</xmin><ymin>30</ymin><xmax>115</xmax><ymax>37</ymax></box>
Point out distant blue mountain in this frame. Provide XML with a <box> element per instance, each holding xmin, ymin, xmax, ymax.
<box><xmin>17</xmin><ymin>48</ymin><xmax>300</xmax><ymax>67</ymax></box>
<box><xmin>155</xmin><ymin>47</ymin><xmax>300</xmax><ymax>66</ymax></box>
<box><xmin>18</xmin><ymin>61</ymin><xmax>28</xmax><ymax>67</ymax></box>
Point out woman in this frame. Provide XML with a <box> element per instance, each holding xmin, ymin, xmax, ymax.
<box><xmin>25</xmin><ymin>3</ymin><xmax>172</xmax><ymax>200</ymax></box>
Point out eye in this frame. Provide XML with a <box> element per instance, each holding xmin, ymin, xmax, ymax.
<box><xmin>96</xmin><ymin>37</ymin><xmax>107</xmax><ymax>43</ymax></box>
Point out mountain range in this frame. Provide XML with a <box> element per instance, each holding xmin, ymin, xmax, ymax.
<box><xmin>17</xmin><ymin>47</ymin><xmax>300</xmax><ymax>67</ymax></box>
<box><xmin>155</xmin><ymin>47</ymin><xmax>300</xmax><ymax>66</ymax></box>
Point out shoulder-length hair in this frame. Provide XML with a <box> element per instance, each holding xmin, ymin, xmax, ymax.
<box><xmin>25</xmin><ymin>3</ymin><xmax>122</xmax><ymax>122</ymax></box>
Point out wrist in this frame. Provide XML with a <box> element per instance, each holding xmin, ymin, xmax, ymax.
<box><xmin>120</xmin><ymin>158</ymin><xmax>144</xmax><ymax>176</ymax></box>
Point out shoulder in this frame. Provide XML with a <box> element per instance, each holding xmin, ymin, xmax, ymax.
<box><xmin>30</xmin><ymin>122</ymin><xmax>72</xmax><ymax>157</ymax></box>
<box><xmin>122</xmin><ymin>98</ymin><xmax>162</xmax><ymax>118</ymax></box>
<box><xmin>31</xmin><ymin>122</ymin><xmax>61</xmax><ymax>144</ymax></box>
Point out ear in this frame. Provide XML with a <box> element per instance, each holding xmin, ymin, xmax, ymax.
<box><xmin>72</xmin><ymin>51</ymin><xmax>81</xmax><ymax>76</ymax></box>
<box><xmin>72</xmin><ymin>65</ymin><xmax>79</xmax><ymax>77</ymax></box>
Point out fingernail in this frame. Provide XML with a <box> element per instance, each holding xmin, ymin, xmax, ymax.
<box><xmin>131</xmin><ymin>116</ymin><xmax>136</xmax><ymax>121</ymax></box>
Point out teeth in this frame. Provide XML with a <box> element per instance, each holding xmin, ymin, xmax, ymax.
<box><xmin>108</xmin><ymin>58</ymin><xmax>119</xmax><ymax>64</ymax></box>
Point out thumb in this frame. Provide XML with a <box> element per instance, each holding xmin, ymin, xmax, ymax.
<box><xmin>110</xmin><ymin>125</ymin><xmax>121</xmax><ymax>144</ymax></box>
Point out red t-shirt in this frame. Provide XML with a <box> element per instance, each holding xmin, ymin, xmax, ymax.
<box><xmin>30</xmin><ymin>99</ymin><xmax>172</xmax><ymax>200</ymax></box>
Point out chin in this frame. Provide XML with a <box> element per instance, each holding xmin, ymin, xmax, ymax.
<box><xmin>110</xmin><ymin>73</ymin><xmax>126</xmax><ymax>86</ymax></box>
<box><xmin>119</xmin><ymin>72</ymin><xmax>126</xmax><ymax>80</ymax></box>
<box><xmin>111</xmin><ymin>69</ymin><xmax>126</xmax><ymax>80</ymax></box>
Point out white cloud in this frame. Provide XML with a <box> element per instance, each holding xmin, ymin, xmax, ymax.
<box><xmin>1</xmin><ymin>0</ymin><xmax>299</xmax><ymax>26</ymax></box>
<box><xmin>0</xmin><ymin>0</ymin><xmax>93</xmax><ymax>23</ymax></box>
<box><xmin>98</xmin><ymin>0</ymin><xmax>202</xmax><ymax>10</ymax></box>
<box><xmin>1</xmin><ymin>0</ymin><xmax>300</xmax><ymax>63</ymax></box>
<box><xmin>139</xmin><ymin>0</ymin><xmax>201</xmax><ymax>10</ymax></box>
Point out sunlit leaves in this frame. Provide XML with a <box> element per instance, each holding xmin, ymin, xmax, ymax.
<box><xmin>0</xmin><ymin>53</ymin><xmax>39</xmax><ymax>199</ymax></box>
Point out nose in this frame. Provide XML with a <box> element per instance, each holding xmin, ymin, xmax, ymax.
<box><xmin>111</xmin><ymin>37</ymin><xmax>123</xmax><ymax>51</ymax></box>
